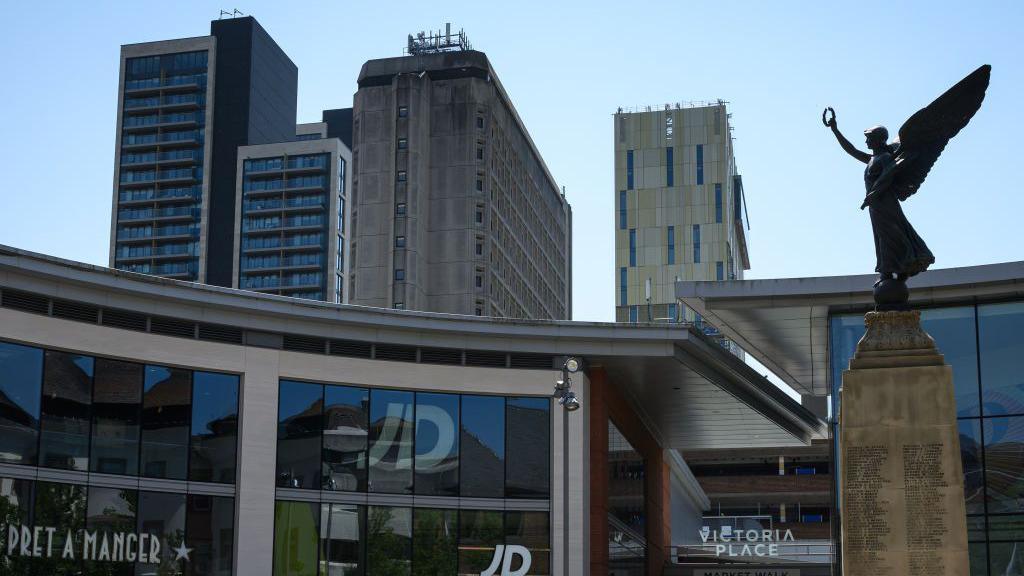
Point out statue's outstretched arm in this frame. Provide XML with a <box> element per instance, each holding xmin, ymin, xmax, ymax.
<box><xmin>823</xmin><ymin>108</ymin><xmax>870</xmax><ymax>164</ymax></box>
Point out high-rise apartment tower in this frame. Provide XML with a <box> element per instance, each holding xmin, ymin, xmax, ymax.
<box><xmin>350</xmin><ymin>31</ymin><xmax>572</xmax><ymax>319</ymax></box>
<box><xmin>613</xmin><ymin>103</ymin><xmax>750</xmax><ymax>324</ymax></box>
<box><xmin>109</xmin><ymin>17</ymin><xmax>298</xmax><ymax>285</ymax></box>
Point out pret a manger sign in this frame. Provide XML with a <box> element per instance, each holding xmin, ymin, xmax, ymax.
<box><xmin>699</xmin><ymin>525</ymin><xmax>795</xmax><ymax>557</ymax></box>
<box><xmin>4</xmin><ymin>524</ymin><xmax>188</xmax><ymax>563</ymax></box>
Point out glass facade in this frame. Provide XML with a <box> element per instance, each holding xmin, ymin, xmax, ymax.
<box><xmin>831</xmin><ymin>301</ymin><xmax>1024</xmax><ymax>575</ymax></box>
<box><xmin>272</xmin><ymin>381</ymin><xmax>551</xmax><ymax>575</ymax></box>
<box><xmin>115</xmin><ymin>50</ymin><xmax>209</xmax><ymax>281</ymax></box>
<box><xmin>0</xmin><ymin>339</ymin><xmax>238</xmax><ymax>484</ymax></box>
<box><xmin>273</xmin><ymin>505</ymin><xmax>548</xmax><ymax>576</ymax></box>
<box><xmin>239</xmin><ymin>151</ymin><xmax>345</xmax><ymax>302</ymax></box>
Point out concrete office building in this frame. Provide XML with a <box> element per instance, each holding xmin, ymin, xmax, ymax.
<box><xmin>0</xmin><ymin>243</ymin><xmax>822</xmax><ymax>576</ymax></box>
<box><xmin>614</xmin><ymin>103</ymin><xmax>749</xmax><ymax>325</ymax></box>
<box><xmin>680</xmin><ymin>262</ymin><xmax>1024</xmax><ymax>576</ymax></box>
<box><xmin>110</xmin><ymin>17</ymin><xmax>298</xmax><ymax>286</ymax></box>
<box><xmin>233</xmin><ymin>134</ymin><xmax>352</xmax><ymax>303</ymax></box>
<box><xmin>350</xmin><ymin>35</ymin><xmax>572</xmax><ymax>319</ymax></box>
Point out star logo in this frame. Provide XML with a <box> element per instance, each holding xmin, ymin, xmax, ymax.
<box><xmin>172</xmin><ymin>542</ymin><xmax>193</xmax><ymax>562</ymax></box>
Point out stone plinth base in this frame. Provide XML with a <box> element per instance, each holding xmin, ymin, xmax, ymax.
<box><xmin>840</xmin><ymin>311</ymin><xmax>969</xmax><ymax>576</ymax></box>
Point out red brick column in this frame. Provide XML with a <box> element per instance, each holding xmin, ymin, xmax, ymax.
<box><xmin>588</xmin><ymin>366</ymin><xmax>671</xmax><ymax>576</ymax></box>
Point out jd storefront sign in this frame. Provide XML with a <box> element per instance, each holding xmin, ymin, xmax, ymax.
<box><xmin>481</xmin><ymin>544</ymin><xmax>532</xmax><ymax>576</ymax></box>
<box><xmin>4</xmin><ymin>524</ymin><xmax>190</xmax><ymax>563</ymax></box>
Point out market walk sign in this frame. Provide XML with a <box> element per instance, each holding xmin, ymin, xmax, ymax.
<box><xmin>4</xmin><ymin>524</ymin><xmax>190</xmax><ymax>564</ymax></box>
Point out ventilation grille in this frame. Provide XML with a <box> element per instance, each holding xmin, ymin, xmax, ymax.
<box><xmin>283</xmin><ymin>334</ymin><xmax>327</xmax><ymax>354</ymax></box>
<box><xmin>198</xmin><ymin>323</ymin><xmax>244</xmax><ymax>345</ymax></box>
<box><xmin>465</xmin><ymin>350</ymin><xmax>507</xmax><ymax>368</ymax></box>
<box><xmin>1</xmin><ymin>289</ymin><xmax>49</xmax><ymax>314</ymax></box>
<box><xmin>0</xmin><ymin>287</ymin><xmax>571</xmax><ymax>371</ymax></box>
<box><xmin>52</xmin><ymin>299</ymin><xmax>99</xmax><ymax>323</ymax></box>
<box><xmin>329</xmin><ymin>339</ymin><xmax>372</xmax><ymax>358</ymax></box>
<box><xmin>374</xmin><ymin>344</ymin><xmax>417</xmax><ymax>362</ymax></box>
<box><xmin>150</xmin><ymin>316</ymin><xmax>197</xmax><ymax>338</ymax></box>
<box><xmin>420</xmin><ymin>347</ymin><xmax>463</xmax><ymax>365</ymax></box>
<box><xmin>510</xmin><ymin>353</ymin><xmax>555</xmax><ymax>370</ymax></box>
<box><xmin>101</xmin><ymin>308</ymin><xmax>148</xmax><ymax>331</ymax></box>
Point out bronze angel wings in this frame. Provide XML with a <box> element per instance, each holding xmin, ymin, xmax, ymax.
<box><xmin>890</xmin><ymin>65</ymin><xmax>991</xmax><ymax>201</ymax></box>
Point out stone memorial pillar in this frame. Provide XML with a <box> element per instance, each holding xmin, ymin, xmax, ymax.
<box><xmin>840</xmin><ymin>310</ymin><xmax>969</xmax><ymax>576</ymax></box>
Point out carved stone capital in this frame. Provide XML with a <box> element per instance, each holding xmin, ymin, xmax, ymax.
<box><xmin>855</xmin><ymin>310</ymin><xmax>937</xmax><ymax>354</ymax></box>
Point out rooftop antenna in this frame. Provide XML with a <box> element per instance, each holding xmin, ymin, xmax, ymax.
<box><xmin>219</xmin><ymin>8</ymin><xmax>244</xmax><ymax>19</ymax></box>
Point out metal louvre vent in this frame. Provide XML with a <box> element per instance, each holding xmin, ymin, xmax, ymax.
<box><xmin>374</xmin><ymin>344</ymin><xmax>417</xmax><ymax>362</ymax></box>
<box><xmin>420</xmin><ymin>347</ymin><xmax>463</xmax><ymax>365</ymax></box>
<box><xmin>52</xmin><ymin>300</ymin><xmax>100</xmax><ymax>323</ymax></box>
<box><xmin>510</xmin><ymin>353</ymin><xmax>555</xmax><ymax>370</ymax></box>
<box><xmin>198</xmin><ymin>323</ymin><xmax>244</xmax><ymax>345</ymax></box>
<box><xmin>283</xmin><ymin>334</ymin><xmax>327</xmax><ymax>354</ymax></box>
<box><xmin>150</xmin><ymin>316</ymin><xmax>197</xmax><ymax>339</ymax></box>
<box><xmin>101</xmin><ymin>308</ymin><xmax>148</xmax><ymax>331</ymax></box>
<box><xmin>465</xmin><ymin>350</ymin><xmax>508</xmax><ymax>368</ymax></box>
<box><xmin>329</xmin><ymin>339</ymin><xmax>372</xmax><ymax>358</ymax></box>
<box><xmin>0</xmin><ymin>288</ymin><xmax>49</xmax><ymax>314</ymax></box>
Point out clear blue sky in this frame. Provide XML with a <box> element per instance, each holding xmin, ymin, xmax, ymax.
<box><xmin>0</xmin><ymin>0</ymin><xmax>1020</xmax><ymax>323</ymax></box>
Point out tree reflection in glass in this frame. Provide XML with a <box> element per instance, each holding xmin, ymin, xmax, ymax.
<box><xmin>366</xmin><ymin>506</ymin><xmax>411</xmax><ymax>575</ymax></box>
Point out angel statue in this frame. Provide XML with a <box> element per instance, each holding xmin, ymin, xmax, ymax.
<box><xmin>823</xmin><ymin>64</ymin><xmax>990</xmax><ymax>309</ymax></box>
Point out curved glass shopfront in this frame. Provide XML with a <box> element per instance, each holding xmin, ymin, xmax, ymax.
<box><xmin>0</xmin><ymin>339</ymin><xmax>239</xmax><ymax>575</ymax></box>
<box><xmin>273</xmin><ymin>379</ymin><xmax>553</xmax><ymax>576</ymax></box>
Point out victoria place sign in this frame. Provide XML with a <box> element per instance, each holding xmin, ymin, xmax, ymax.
<box><xmin>699</xmin><ymin>525</ymin><xmax>796</xmax><ymax>557</ymax></box>
<box><xmin>4</xmin><ymin>524</ymin><xmax>190</xmax><ymax>564</ymax></box>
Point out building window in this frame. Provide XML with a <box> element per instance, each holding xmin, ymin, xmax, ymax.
<box><xmin>415</xmin><ymin>393</ymin><xmax>460</xmax><ymax>496</ymax></box>
<box><xmin>141</xmin><ymin>365</ymin><xmax>191</xmax><ymax>479</ymax></box>
<box><xmin>395</xmin><ymin>269</ymin><xmax>405</xmax><ymax>281</ymax></box>
<box><xmin>369</xmin><ymin>389</ymin><xmax>414</xmax><ymax>494</ymax></box>
<box><xmin>715</xmin><ymin>183</ymin><xmax>723</xmax><ymax>223</ymax></box>
<box><xmin>461</xmin><ymin>395</ymin><xmax>504</xmax><ymax>496</ymax></box>
<box><xmin>395</xmin><ymin>236</ymin><xmax>406</xmax><ymax>248</ymax></box>
<box><xmin>618</xmin><ymin>191</ymin><xmax>627</xmax><ymax>230</ymax></box>
<box><xmin>506</xmin><ymin>397</ymin><xmax>551</xmax><ymax>497</ymax></box>
<box><xmin>629</xmin><ymin>229</ymin><xmax>636</xmax><ymax>267</ymax></box>
<box><xmin>475</xmin><ymin>179</ymin><xmax>483</xmax><ymax>192</ymax></box>
<box><xmin>476</xmin><ymin>116</ymin><xmax>484</xmax><ymax>129</ymax></box>
<box><xmin>692</xmin><ymin>224</ymin><xmax>701</xmax><ymax>264</ymax></box>
<box><xmin>475</xmin><ymin>307</ymin><xmax>483</xmax><ymax>316</ymax></box>
<box><xmin>475</xmin><ymin>241</ymin><xmax>483</xmax><ymax>256</ymax></box>
<box><xmin>620</xmin><ymin>267</ymin><xmax>627</xmax><ymax>307</ymax></box>
<box><xmin>91</xmin><ymin>359</ymin><xmax>143</xmax><ymax>476</ymax></box>
<box><xmin>397</xmin><ymin>138</ymin><xmax>407</xmax><ymax>149</ymax></box>
<box><xmin>717</xmin><ymin>261</ymin><xmax>724</xmax><ymax>281</ymax></box>
<box><xmin>668</xmin><ymin>303</ymin><xmax>678</xmax><ymax>322</ymax></box>
<box><xmin>666</xmin><ymin>146</ymin><xmax>674</xmax><ymax>187</ymax></box>
<box><xmin>476</xmin><ymin>148</ymin><xmax>484</xmax><ymax>160</ymax></box>
<box><xmin>38</xmin><ymin>351</ymin><xmax>92</xmax><ymax>471</ymax></box>
<box><xmin>608</xmin><ymin>420</ymin><xmax>646</xmax><ymax>569</ymax></box>
<box><xmin>626</xmin><ymin>150</ymin><xmax>634</xmax><ymax>190</ymax></box>
<box><xmin>667</xmin><ymin>226</ymin><xmax>675</xmax><ymax>264</ymax></box>
<box><xmin>0</xmin><ymin>342</ymin><xmax>42</xmax><ymax>466</ymax></box>
<box><xmin>629</xmin><ymin>305</ymin><xmax>638</xmax><ymax>323</ymax></box>
<box><xmin>696</xmin><ymin>144</ymin><xmax>704</xmax><ymax>185</ymax></box>
<box><xmin>394</xmin><ymin>302</ymin><xmax>405</xmax><ymax>309</ymax></box>
<box><xmin>398</xmin><ymin>106</ymin><xmax>408</xmax><ymax>118</ymax></box>
<box><xmin>396</xmin><ymin>203</ymin><xmax>407</xmax><ymax>216</ymax></box>
<box><xmin>475</xmin><ymin>274</ymin><xmax>483</xmax><ymax>288</ymax></box>
<box><xmin>397</xmin><ymin>171</ymin><xmax>407</xmax><ymax>182</ymax></box>
<box><xmin>189</xmin><ymin>372</ymin><xmax>239</xmax><ymax>483</ymax></box>
<box><xmin>475</xmin><ymin>209</ymin><xmax>483</xmax><ymax>224</ymax></box>
<box><xmin>277</xmin><ymin>380</ymin><xmax>324</xmax><ymax>489</ymax></box>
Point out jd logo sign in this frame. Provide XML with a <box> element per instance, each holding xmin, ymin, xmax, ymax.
<box><xmin>481</xmin><ymin>544</ymin><xmax>531</xmax><ymax>576</ymax></box>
